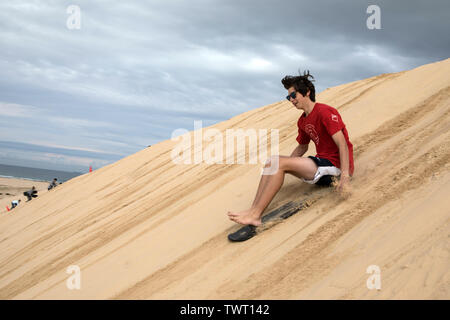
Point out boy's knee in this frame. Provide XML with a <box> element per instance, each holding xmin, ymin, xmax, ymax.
<box><xmin>263</xmin><ymin>156</ymin><xmax>281</xmax><ymax>175</ymax></box>
<box><xmin>264</xmin><ymin>155</ymin><xmax>280</xmax><ymax>168</ymax></box>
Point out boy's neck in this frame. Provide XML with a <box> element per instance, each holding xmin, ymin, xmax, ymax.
<box><xmin>304</xmin><ymin>100</ymin><xmax>316</xmax><ymax>116</ymax></box>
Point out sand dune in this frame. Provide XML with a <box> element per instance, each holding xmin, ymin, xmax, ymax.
<box><xmin>0</xmin><ymin>58</ymin><xmax>449</xmax><ymax>299</ymax></box>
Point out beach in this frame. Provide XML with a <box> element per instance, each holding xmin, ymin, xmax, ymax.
<box><xmin>0</xmin><ymin>58</ymin><xmax>449</xmax><ymax>299</ymax></box>
<box><xmin>0</xmin><ymin>177</ymin><xmax>49</xmax><ymax>212</ymax></box>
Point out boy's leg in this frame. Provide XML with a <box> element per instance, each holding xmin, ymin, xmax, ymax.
<box><xmin>250</xmin><ymin>156</ymin><xmax>281</xmax><ymax>208</ymax></box>
<box><xmin>252</xmin><ymin>155</ymin><xmax>315</xmax><ymax>207</ymax></box>
<box><xmin>228</xmin><ymin>156</ymin><xmax>318</xmax><ymax>225</ymax></box>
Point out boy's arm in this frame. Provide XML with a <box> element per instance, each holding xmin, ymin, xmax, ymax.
<box><xmin>331</xmin><ymin>130</ymin><xmax>350</xmax><ymax>177</ymax></box>
<box><xmin>291</xmin><ymin>144</ymin><xmax>308</xmax><ymax>157</ymax></box>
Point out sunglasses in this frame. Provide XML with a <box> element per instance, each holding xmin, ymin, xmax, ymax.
<box><xmin>286</xmin><ymin>91</ymin><xmax>297</xmax><ymax>101</ymax></box>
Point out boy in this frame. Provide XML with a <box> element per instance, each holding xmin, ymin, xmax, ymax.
<box><xmin>24</xmin><ymin>186</ymin><xmax>38</xmax><ymax>201</ymax></box>
<box><xmin>11</xmin><ymin>199</ymin><xmax>21</xmax><ymax>209</ymax></box>
<box><xmin>228</xmin><ymin>71</ymin><xmax>354</xmax><ymax>226</ymax></box>
<box><xmin>48</xmin><ymin>178</ymin><xmax>58</xmax><ymax>190</ymax></box>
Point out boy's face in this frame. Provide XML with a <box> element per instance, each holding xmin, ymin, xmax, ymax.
<box><xmin>287</xmin><ymin>87</ymin><xmax>309</xmax><ymax>110</ymax></box>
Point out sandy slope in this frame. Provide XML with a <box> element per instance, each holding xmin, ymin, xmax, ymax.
<box><xmin>0</xmin><ymin>58</ymin><xmax>449</xmax><ymax>299</ymax></box>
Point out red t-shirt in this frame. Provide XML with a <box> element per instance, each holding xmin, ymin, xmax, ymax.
<box><xmin>296</xmin><ymin>103</ymin><xmax>354</xmax><ymax>176</ymax></box>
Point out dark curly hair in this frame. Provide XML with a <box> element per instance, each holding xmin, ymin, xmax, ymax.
<box><xmin>281</xmin><ymin>70</ymin><xmax>316</xmax><ymax>102</ymax></box>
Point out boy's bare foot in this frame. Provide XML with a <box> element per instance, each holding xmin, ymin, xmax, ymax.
<box><xmin>227</xmin><ymin>208</ymin><xmax>262</xmax><ymax>226</ymax></box>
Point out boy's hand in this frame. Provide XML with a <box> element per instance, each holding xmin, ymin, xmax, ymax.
<box><xmin>337</xmin><ymin>174</ymin><xmax>352</xmax><ymax>198</ymax></box>
<box><xmin>331</xmin><ymin>131</ymin><xmax>351</xmax><ymax>198</ymax></box>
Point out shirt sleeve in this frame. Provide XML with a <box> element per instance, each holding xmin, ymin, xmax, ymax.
<box><xmin>321</xmin><ymin>107</ymin><xmax>345</xmax><ymax>137</ymax></box>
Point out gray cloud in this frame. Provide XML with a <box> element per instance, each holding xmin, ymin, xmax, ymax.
<box><xmin>0</xmin><ymin>0</ymin><xmax>449</xmax><ymax>171</ymax></box>
<box><xmin>0</xmin><ymin>140</ymin><xmax>119</xmax><ymax>159</ymax></box>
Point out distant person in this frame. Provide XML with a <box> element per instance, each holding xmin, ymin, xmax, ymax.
<box><xmin>11</xmin><ymin>199</ymin><xmax>21</xmax><ymax>209</ymax></box>
<box><xmin>24</xmin><ymin>186</ymin><xmax>38</xmax><ymax>201</ymax></box>
<box><xmin>48</xmin><ymin>178</ymin><xmax>58</xmax><ymax>190</ymax></box>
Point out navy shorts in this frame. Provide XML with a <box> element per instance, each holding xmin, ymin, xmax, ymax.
<box><xmin>306</xmin><ymin>156</ymin><xmax>341</xmax><ymax>187</ymax></box>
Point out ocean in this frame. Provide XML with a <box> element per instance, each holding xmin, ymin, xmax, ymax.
<box><xmin>0</xmin><ymin>164</ymin><xmax>82</xmax><ymax>183</ymax></box>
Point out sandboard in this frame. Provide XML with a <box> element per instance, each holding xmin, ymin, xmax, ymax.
<box><xmin>228</xmin><ymin>200</ymin><xmax>308</xmax><ymax>242</ymax></box>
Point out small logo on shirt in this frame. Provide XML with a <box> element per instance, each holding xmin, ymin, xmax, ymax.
<box><xmin>331</xmin><ymin>114</ymin><xmax>338</xmax><ymax>122</ymax></box>
<box><xmin>305</xmin><ymin>124</ymin><xmax>319</xmax><ymax>145</ymax></box>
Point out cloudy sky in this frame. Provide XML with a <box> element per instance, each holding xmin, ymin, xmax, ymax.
<box><xmin>0</xmin><ymin>0</ymin><xmax>449</xmax><ymax>172</ymax></box>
